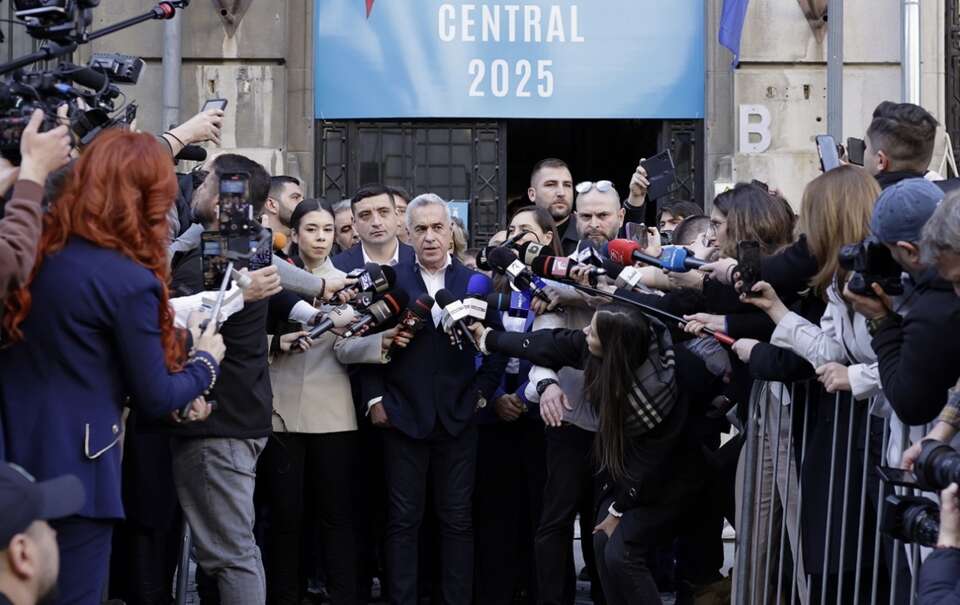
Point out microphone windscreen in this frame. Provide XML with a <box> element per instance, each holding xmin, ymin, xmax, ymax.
<box><xmin>487</xmin><ymin>247</ymin><xmax>519</xmax><ymax>272</ymax></box>
<box><xmin>273</xmin><ymin>231</ymin><xmax>288</xmax><ymax>251</ymax></box>
<box><xmin>475</xmin><ymin>247</ymin><xmax>494</xmax><ymax>271</ymax></box>
<box><xmin>466</xmin><ymin>272</ymin><xmax>493</xmax><ymax>297</ymax></box>
<box><xmin>518</xmin><ymin>241</ymin><xmax>548</xmax><ymax>265</ymax></box>
<box><xmin>608</xmin><ymin>239</ymin><xmax>640</xmax><ymax>266</ymax></box>
<box><xmin>381</xmin><ymin>289</ymin><xmax>409</xmax><ymax>315</ymax></box>
<box><xmin>66</xmin><ymin>65</ymin><xmax>109</xmax><ymax>90</ymax></box>
<box><xmin>175</xmin><ymin>144</ymin><xmax>208</xmax><ymax>162</ymax></box>
<box><xmin>529</xmin><ymin>255</ymin><xmax>553</xmax><ymax>278</ymax></box>
<box><xmin>434</xmin><ymin>288</ymin><xmax>457</xmax><ymax>308</ymax></box>
<box><xmin>486</xmin><ymin>292</ymin><xmax>511</xmax><ymax>312</ymax></box>
<box><xmin>329</xmin><ymin>305</ymin><xmax>357</xmax><ymax>328</ymax></box>
<box><xmin>380</xmin><ymin>265</ymin><xmax>397</xmax><ymax>288</ymax></box>
<box><xmin>601</xmin><ymin>257</ymin><xmax>624</xmax><ymax>279</ymax></box>
<box><xmin>410</xmin><ymin>293</ymin><xmax>435</xmax><ymax>319</ymax></box>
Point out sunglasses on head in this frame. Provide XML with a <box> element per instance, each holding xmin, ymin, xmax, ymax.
<box><xmin>575</xmin><ymin>180</ymin><xmax>614</xmax><ymax>194</ymax></box>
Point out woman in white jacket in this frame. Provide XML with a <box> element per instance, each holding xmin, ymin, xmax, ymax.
<box><xmin>261</xmin><ymin>199</ymin><xmax>393</xmax><ymax>605</ymax></box>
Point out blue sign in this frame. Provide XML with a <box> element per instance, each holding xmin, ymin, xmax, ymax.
<box><xmin>314</xmin><ymin>1</ymin><xmax>705</xmax><ymax>120</ymax></box>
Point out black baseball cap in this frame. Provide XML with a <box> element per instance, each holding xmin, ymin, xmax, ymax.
<box><xmin>0</xmin><ymin>462</ymin><xmax>85</xmax><ymax>546</ymax></box>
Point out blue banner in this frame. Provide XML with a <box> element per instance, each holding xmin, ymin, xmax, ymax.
<box><xmin>314</xmin><ymin>1</ymin><xmax>705</xmax><ymax>120</ymax></box>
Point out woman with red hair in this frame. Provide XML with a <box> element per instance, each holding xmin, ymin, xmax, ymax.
<box><xmin>0</xmin><ymin>129</ymin><xmax>225</xmax><ymax>604</ymax></box>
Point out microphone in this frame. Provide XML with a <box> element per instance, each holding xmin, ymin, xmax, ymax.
<box><xmin>175</xmin><ymin>144</ymin><xmax>208</xmax><ymax>163</ymax></box>
<box><xmin>607</xmin><ymin>239</ymin><xmax>665</xmax><ymax>269</ymax></box>
<box><xmin>486</xmin><ymin>291</ymin><xmax>532</xmax><ymax>317</ymax></box>
<box><xmin>389</xmin><ymin>293</ymin><xmax>435</xmax><ymax>356</ymax></box>
<box><xmin>342</xmin><ymin>289</ymin><xmax>408</xmax><ymax>338</ymax></box>
<box><xmin>338</xmin><ymin>263</ymin><xmax>395</xmax><ymax>298</ymax></box>
<box><xmin>435</xmin><ymin>288</ymin><xmax>479</xmax><ymax>350</ymax></box>
<box><xmin>463</xmin><ymin>273</ymin><xmax>493</xmax><ymax>323</ymax></box>
<box><xmin>530</xmin><ymin>255</ymin><xmax>606</xmax><ymax>286</ymax></box>
<box><xmin>273</xmin><ymin>231</ymin><xmax>288</xmax><ymax>252</ymax></box>
<box><xmin>296</xmin><ymin>304</ymin><xmax>358</xmax><ymax>349</ymax></box>
<box><xmin>62</xmin><ymin>65</ymin><xmax>109</xmax><ymax>90</ymax></box>
<box><xmin>487</xmin><ymin>247</ymin><xmax>552</xmax><ymax>303</ymax></box>
<box><xmin>615</xmin><ymin>265</ymin><xmax>646</xmax><ymax>289</ymax></box>
<box><xmin>574</xmin><ymin>240</ymin><xmax>606</xmax><ymax>268</ymax></box>
<box><xmin>517</xmin><ymin>241</ymin><xmax>549</xmax><ymax>265</ymax></box>
<box><xmin>658</xmin><ymin>246</ymin><xmax>707</xmax><ymax>272</ymax></box>
<box><xmin>475</xmin><ymin>246</ymin><xmax>496</xmax><ymax>271</ymax></box>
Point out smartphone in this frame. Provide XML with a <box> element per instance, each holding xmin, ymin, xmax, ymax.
<box><xmin>816</xmin><ymin>135</ymin><xmax>841</xmax><ymax>172</ymax></box>
<box><xmin>736</xmin><ymin>240</ymin><xmax>762</xmax><ymax>297</ymax></box>
<box><xmin>202</xmin><ymin>98</ymin><xmax>228</xmax><ymax>112</ymax></box>
<box><xmin>847</xmin><ymin>137</ymin><xmax>866</xmax><ymax>166</ymax></box>
<box><xmin>247</xmin><ymin>226</ymin><xmax>273</xmax><ymax>272</ymax></box>
<box><xmin>640</xmin><ymin>150</ymin><xmax>676</xmax><ymax>201</ymax></box>
<box><xmin>200</xmin><ymin>231</ymin><xmax>229</xmax><ymax>290</ymax></box>
<box><xmin>625</xmin><ymin>222</ymin><xmax>649</xmax><ymax>249</ymax></box>
<box><xmin>876</xmin><ymin>466</ymin><xmax>922</xmax><ymax>489</ymax></box>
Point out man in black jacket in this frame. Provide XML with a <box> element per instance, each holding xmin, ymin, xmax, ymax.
<box><xmin>844</xmin><ymin>178</ymin><xmax>960</xmax><ymax>427</ymax></box>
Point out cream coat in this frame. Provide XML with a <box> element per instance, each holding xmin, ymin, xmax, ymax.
<box><xmin>269</xmin><ymin>258</ymin><xmax>386</xmax><ymax>434</ymax></box>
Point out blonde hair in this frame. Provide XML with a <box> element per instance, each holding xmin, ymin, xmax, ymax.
<box><xmin>797</xmin><ymin>165</ymin><xmax>880</xmax><ymax>297</ymax></box>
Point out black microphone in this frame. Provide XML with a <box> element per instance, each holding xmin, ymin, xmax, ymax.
<box><xmin>389</xmin><ymin>293</ymin><xmax>434</xmax><ymax>356</ymax></box>
<box><xmin>435</xmin><ymin>288</ymin><xmax>479</xmax><ymax>350</ymax></box>
<box><xmin>475</xmin><ymin>246</ymin><xmax>495</xmax><ymax>271</ymax></box>
<box><xmin>487</xmin><ymin>247</ymin><xmax>551</xmax><ymax>303</ymax></box>
<box><xmin>574</xmin><ymin>240</ymin><xmax>606</xmax><ymax>268</ymax></box>
<box><xmin>62</xmin><ymin>65</ymin><xmax>109</xmax><ymax>90</ymax></box>
<box><xmin>530</xmin><ymin>255</ymin><xmax>606</xmax><ymax>286</ymax></box>
<box><xmin>486</xmin><ymin>291</ymin><xmax>533</xmax><ymax>317</ymax></box>
<box><xmin>342</xmin><ymin>289</ymin><xmax>408</xmax><ymax>338</ymax></box>
<box><xmin>175</xmin><ymin>144</ymin><xmax>207</xmax><ymax>162</ymax></box>
<box><xmin>338</xmin><ymin>263</ymin><xmax>395</xmax><ymax>298</ymax></box>
<box><xmin>517</xmin><ymin>241</ymin><xmax>550</xmax><ymax>265</ymax></box>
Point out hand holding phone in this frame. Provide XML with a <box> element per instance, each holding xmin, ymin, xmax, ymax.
<box><xmin>736</xmin><ymin>241</ymin><xmax>762</xmax><ymax>297</ymax></box>
<box><xmin>816</xmin><ymin>135</ymin><xmax>841</xmax><ymax>172</ymax></box>
<box><xmin>202</xmin><ymin>98</ymin><xmax>228</xmax><ymax>113</ymax></box>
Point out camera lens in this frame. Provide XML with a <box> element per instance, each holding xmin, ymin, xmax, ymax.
<box><xmin>902</xmin><ymin>501</ymin><xmax>940</xmax><ymax>547</ymax></box>
<box><xmin>916</xmin><ymin>440</ymin><xmax>960</xmax><ymax>490</ymax></box>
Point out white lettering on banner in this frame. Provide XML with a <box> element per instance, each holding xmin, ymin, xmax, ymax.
<box><xmin>438</xmin><ymin>4</ymin><xmax>583</xmax><ymax>44</ymax></box>
<box><xmin>440</xmin><ymin>3</ymin><xmax>576</xmax><ymax>99</ymax></box>
<box><xmin>739</xmin><ymin>104</ymin><xmax>772</xmax><ymax>154</ymax></box>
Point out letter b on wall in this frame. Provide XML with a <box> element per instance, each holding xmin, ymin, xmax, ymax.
<box><xmin>739</xmin><ymin>104</ymin><xmax>771</xmax><ymax>154</ymax></box>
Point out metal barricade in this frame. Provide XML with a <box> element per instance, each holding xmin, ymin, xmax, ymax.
<box><xmin>733</xmin><ymin>380</ymin><xmax>919</xmax><ymax>605</ymax></box>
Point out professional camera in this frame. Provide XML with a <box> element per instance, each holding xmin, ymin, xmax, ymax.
<box><xmin>881</xmin><ymin>493</ymin><xmax>940</xmax><ymax>547</ymax></box>
<box><xmin>837</xmin><ymin>236</ymin><xmax>905</xmax><ymax>297</ymax></box>
<box><xmin>0</xmin><ymin>1</ymin><xmax>187</xmax><ymax>163</ymax></box>
<box><xmin>915</xmin><ymin>440</ymin><xmax>960</xmax><ymax>491</ymax></box>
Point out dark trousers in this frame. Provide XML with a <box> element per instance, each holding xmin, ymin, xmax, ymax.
<box><xmin>354</xmin><ymin>420</ymin><xmax>390</xmax><ymax>600</ymax></box>
<box><xmin>258</xmin><ymin>431</ymin><xmax>359</xmax><ymax>605</ymax></box>
<box><xmin>110</xmin><ymin>516</ymin><xmax>181</xmax><ymax>605</ymax></box>
<box><xmin>592</xmin><ymin>498</ymin><xmax>661</xmax><ymax>605</ymax></box>
<box><xmin>51</xmin><ymin>516</ymin><xmax>114</xmax><ymax>605</ymax></box>
<box><xmin>383</xmin><ymin>422</ymin><xmax>478</xmax><ymax>605</ymax></box>
<box><xmin>536</xmin><ymin>424</ymin><xmax>604</xmax><ymax>605</ymax></box>
<box><xmin>474</xmin><ymin>416</ymin><xmax>547</xmax><ymax>604</ymax></box>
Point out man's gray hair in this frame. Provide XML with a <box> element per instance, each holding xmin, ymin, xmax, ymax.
<box><xmin>333</xmin><ymin>199</ymin><xmax>352</xmax><ymax>213</ymax></box>
<box><xmin>922</xmin><ymin>191</ymin><xmax>960</xmax><ymax>260</ymax></box>
<box><xmin>406</xmin><ymin>193</ymin><xmax>451</xmax><ymax>229</ymax></box>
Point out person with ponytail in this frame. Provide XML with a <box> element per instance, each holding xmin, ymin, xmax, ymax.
<box><xmin>468</xmin><ymin>305</ymin><xmax>712</xmax><ymax>605</ymax></box>
<box><xmin>0</xmin><ymin>129</ymin><xmax>225</xmax><ymax>605</ymax></box>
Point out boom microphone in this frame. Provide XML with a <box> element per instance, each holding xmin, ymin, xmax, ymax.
<box><xmin>342</xmin><ymin>289</ymin><xmax>408</xmax><ymax>338</ymax></box>
<box><xmin>389</xmin><ymin>293</ymin><xmax>435</xmax><ymax>356</ymax></box>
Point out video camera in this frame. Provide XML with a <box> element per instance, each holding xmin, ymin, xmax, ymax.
<box><xmin>877</xmin><ymin>440</ymin><xmax>960</xmax><ymax>546</ymax></box>
<box><xmin>837</xmin><ymin>236</ymin><xmax>905</xmax><ymax>297</ymax></box>
<box><xmin>0</xmin><ymin>1</ymin><xmax>188</xmax><ymax>163</ymax></box>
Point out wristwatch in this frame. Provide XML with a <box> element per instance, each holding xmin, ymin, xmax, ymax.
<box><xmin>866</xmin><ymin>313</ymin><xmax>901</xmax><ymax>337</ymax></box>
<box><xmin>536</xmin><ymin>378</ymin><xmax>559</xmax><ymax>396</ymax></box>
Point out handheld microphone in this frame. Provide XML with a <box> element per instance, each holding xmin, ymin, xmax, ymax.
<box><xmin>530</xmin><ymin>256</ymin><xmax>606</xmax><ymax>286</ymax></box>
<box><xmin>272</xmin><ymin>231</ymin><xmax>288</xmax><ymax>252</ymax></box>
<box><xmin>486</xmin><ymin>291</ymin><xmax>533</xmax><ymax>317</ymax></box>
<box><xmin>295</xmin><ymin>304</ymin><xmax>358</xmax><ymax>349</ymax></box>
<box><xmin>435</xmin><ymin>288</ymin><xmax>479</xmax><ymax>350</ymax></box>
<box><xmin>658</xmin><ymin>246</ymin><xmax>707</xmax><ymax>272</ymax></box>
<box><xmin>607</xmin><ymin>239</ymin><xmax>665</xmax><ymax>269</ymax></box>
<box><xmin>517</xmin><ymin>241</ymin><xmax>549</xmax><ymax>266</ymax></box>
<box><xmin>389</xmin><ymin>293</ymin><xmax>434</xmax><ymax>356</ymax></box>
<box><xmin>475</xmin><ymin>246</ymin><xmax>496</xmax><ymax>271</ymax></box>
<box><xmin>463</xmin><ymin>273</ymin><xmax>493</xmax><ymax>323</ymax></box>
<box><xmin>574</xmin><ymin>240</ymin><xmax>606</xmax><ymax>268</ymax></box>
<box><xmin>337</xmin><ymin>263</ymin><xmax>396</xmax><ymax>298</ymax></box>
<box><xmin>342</xmin><ymin>289</ymin><xmax>408</xmax><ymax>338</ymax></box>
<box><xmin>487</xmin><ymin>247</ymin><xmax>552</xmax><ymax>303</ymax></box>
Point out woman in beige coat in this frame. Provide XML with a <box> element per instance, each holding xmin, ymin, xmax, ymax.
<box><xmin>260</xmin><ymin>198</ymin><xmax>392</xmax><ymax>605</ymax></box>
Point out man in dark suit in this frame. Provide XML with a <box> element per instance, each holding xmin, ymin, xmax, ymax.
<box><xmin>332</xmin><ymin>184</ymin><xmax>415</xmax><ymax>272</ymax></box>
<box><xmin>366</xmin><ymin>193</ymin><xmax>507</xmax><ymax>605</ymax></box>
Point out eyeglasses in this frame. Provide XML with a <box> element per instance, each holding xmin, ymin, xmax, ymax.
<box><xmin>575</xmin><ymin>180</ymin><xmax>613</xmax><ymax>194</ymax></box>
